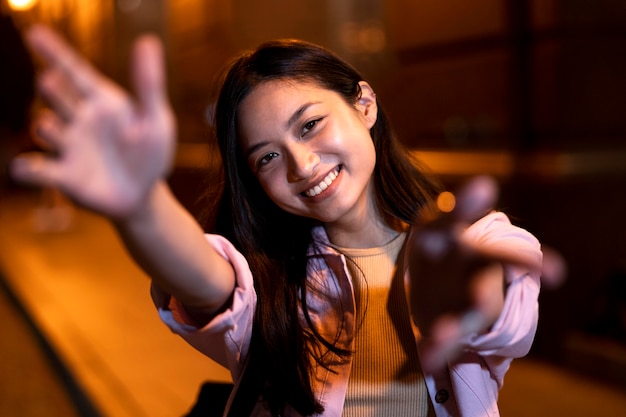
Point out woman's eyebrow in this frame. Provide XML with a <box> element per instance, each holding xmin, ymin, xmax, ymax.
<box><xmin>244</xmin><ymin>141</ymin><xmax>269</xmax><ymax>159</ymax></box>
<box><xmin>286</xmin><ymin>101</ymin><xmax>320</xmax><ymax>130</ymax></box>
<box><xmin>244</xmin><ymin>101</ymin><xmax>322</xmax><ymax>158</ymax></box>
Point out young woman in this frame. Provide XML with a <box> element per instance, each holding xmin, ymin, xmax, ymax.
<box><xmin>12</xmin><ymin>25</ymin><xmax>543</xmax><ymax>417</ymax></box>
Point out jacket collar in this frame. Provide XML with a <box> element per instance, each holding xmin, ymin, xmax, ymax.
<box><xmin>308</xmin><ymin>225</ymin><xmax>342</xmax><ymax>257</ymax></box>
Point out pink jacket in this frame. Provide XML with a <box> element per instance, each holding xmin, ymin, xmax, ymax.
<box><xmin>152</xmin><ymin>212</ymin><xmax>542</xmax><ymax>417</ymax></box>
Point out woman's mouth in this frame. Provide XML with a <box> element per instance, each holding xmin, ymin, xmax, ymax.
<box><xmin>303</xmin><ymin>167</ymin><xmax>341</xmax><ymax>197</ymax></box>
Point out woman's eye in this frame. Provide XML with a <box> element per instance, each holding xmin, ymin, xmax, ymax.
<box><xmin>302</xmin><ymin>118</ymin><xmax>322</xmax><ymax>136</ymax></box>
<box><xmin>258</xmin><ymin>152</ymin><xmax>279</xmax><ymax>167</ymax></box>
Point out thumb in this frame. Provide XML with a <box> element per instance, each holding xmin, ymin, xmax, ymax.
<box><xmin>131</xmin><ymin>35</ymin><xmax>168</xmax><ymax>115</ymax></box>
<box><xmin>10</xmin><ymin>153</ymin><xmax>65</xmax><ymax>188</ymax></box>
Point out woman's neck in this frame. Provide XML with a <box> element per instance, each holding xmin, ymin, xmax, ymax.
<box><xmin>325</xmin><ymin>216</ymin><xmax>401</xmax><ymax>249</ymax></box>
<box><xmin>323</xmin><ymin>181</ymin><xmax>404</xmax><ymax>248</ymax></box>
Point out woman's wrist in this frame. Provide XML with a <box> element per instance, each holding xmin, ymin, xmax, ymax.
<box><xmin>112</xmin><ymin>179</ymin><xmax>169</xmax><ymax>229</ymax></box>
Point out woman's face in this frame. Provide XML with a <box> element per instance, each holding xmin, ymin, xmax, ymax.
<box><xmin>237</xmin><ymin>79</ymin><xmax>378</xmax><ymax>227</ymax></box>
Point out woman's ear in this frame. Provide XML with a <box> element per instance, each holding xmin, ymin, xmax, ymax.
<box><xmin>356</xmin><ymin>81</ymin><xmax>378</xmax><ymax>129</ymax></box>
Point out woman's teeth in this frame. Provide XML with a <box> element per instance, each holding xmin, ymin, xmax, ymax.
<box><xmin>305</xmin><ymin>168</ymin><xmax>339</xmax><ymax>197</ymax></box>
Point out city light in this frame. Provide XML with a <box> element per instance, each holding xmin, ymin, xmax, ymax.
<box><xmin>8</xmin><ymin>0</ymin><xmax>39</xmax><ymax>11</ymax></box>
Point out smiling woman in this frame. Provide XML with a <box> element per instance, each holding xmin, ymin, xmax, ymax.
<box><xmin>10</xmin><ymin>26</ymin><xmax>544</xmax><ymax>417</ymax></box>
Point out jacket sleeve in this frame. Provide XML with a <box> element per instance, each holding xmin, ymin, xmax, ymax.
<box><xmin>150</xmin><ymin>234</ymin><xmax>256</xmax><ymax>381</ymax></box>
<box><xmin>460</xmin><ymin>211</ymin><xmax>542</xmax><ymax>381</ymax></box>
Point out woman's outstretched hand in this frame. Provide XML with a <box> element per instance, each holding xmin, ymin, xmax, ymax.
<box><xmin>407</xmin><ymin>176</ymin><xmax>546</xmax><ymax>373</ymax></box>
<box><xmin>11</xmin><ymin>25</ymin><xmax>175</xmax><ymax>220</ymax></box>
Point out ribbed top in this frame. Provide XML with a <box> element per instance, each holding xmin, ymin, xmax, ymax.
<box><xmin>333</xmin><ymin>233</ymin><xmax>434</xmax><ymax>417</ymax></box>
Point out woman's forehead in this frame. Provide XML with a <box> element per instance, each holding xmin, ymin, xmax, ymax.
<box><xmin>248</xmin><ymin>78</ymin><xmax>320</xmax><ymax>97</ymax></box>
<box><xmin>236</xmin><ymin>80</ymin><xmax>341</xmax><ymax>149</ymax></box>
<box><xmin>238</xmin><ymin>80</ymin><xmax>330</xmax><ymax>123</ymax></box>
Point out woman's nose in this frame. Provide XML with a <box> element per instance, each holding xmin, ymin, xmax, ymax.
<box><xmin>287</xmin><ymin>143</ymin><xmax>320</xmax><ymax>182</ymax></box>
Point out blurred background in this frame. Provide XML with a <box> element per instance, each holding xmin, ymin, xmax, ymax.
<box><xmin>1</xmin><ymin>0</ymin><xmax>625</xmax><ymax>416</ymax></box>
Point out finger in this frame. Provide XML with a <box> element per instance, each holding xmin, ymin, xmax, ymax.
<box><xmin>416</xmin><ymin>176</ymin><xmax>498</xmax><ymax>230</ymax></box>
<box><xmin>26</xmin><ymin>24</ymin><xmax>100</xmax><ymax>97</ymax></box>
<box><xmin>539</xmin><ymin>246</ymin><xmax>567</xmax><ymax>289</ymax></box>
<box><xmin>418</xmin><ymin>315</ymin><xmax>465</xmax><ymax>374</ymax></box>
<box><xmin>469</xmin><ymin>263</ymin><xmax>505</xmax><ymax>325</ymax></box>
<box><xmin>419</xmin><ymin>309</ymin><xmax>493</xmax><ymax>374</ymax></box>
<box><xmin>131</xmin><ymin>34</ymin><xmax>168</xmax><ymax>115</ymax></box>
<box><xmin>33</xmin><ymin>110</ymin><xmax>67</xmax><ymax>152</ymax></box>
<box><xmin>451</xmin><ymin>175</ymin><xmax>498</xmax><ymax>223</ymax></box>
<box><xmin>10</xmin><ymin>152</ymin><xmax>65</xmax><ymax>188</ymax></box>
<box><xmin>38</xmin><ymin>68</ymin><xmax>82</xmax><ymax>121</ymax></box>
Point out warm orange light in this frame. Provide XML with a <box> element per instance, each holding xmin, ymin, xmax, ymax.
<box><xmin>8</xmin><ymin>0</ymin><xmax>39</xmax><ymax>11</ymax></box>
<box><xmin>436</xmin><ymin>191</ymin><xmax>456</xmax><ymax>213</ymax></box>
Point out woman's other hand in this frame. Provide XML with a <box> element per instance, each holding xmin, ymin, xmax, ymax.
<box><xmin>11</xmin><ymin>25</ymin><xmax>176</xmax><ymax>220</ymax></box>
<box><xmin>407</xmin><ymin>176</ymin><xmax>542</xmax><ymax>373</ymax></box>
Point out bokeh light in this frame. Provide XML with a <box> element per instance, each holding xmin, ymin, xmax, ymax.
<box><xmin>8</xmin><ymin>0</ymin><xmax>38</xmax><ymax>11</ymax></box>
<box><xmin>436</xmin><ymin>191</ymin><xmax>456</xmax><ymax>213</ymax></box>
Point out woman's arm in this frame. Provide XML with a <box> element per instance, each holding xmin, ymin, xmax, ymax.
<box><xmin>11</xmin><ymin>25</ymin><xmax>235</xmax><ymax>319</ymax></box>
<box><xmin>116</xmin><ymin>181</ymin><xmax>236</xmax><ymax>320</ymax></box>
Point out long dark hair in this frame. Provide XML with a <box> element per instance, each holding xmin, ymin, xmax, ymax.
<box><xmin>205</xmin><ymin>39</ymin><xmax>441</xmax><ymax>416</ymax></box>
